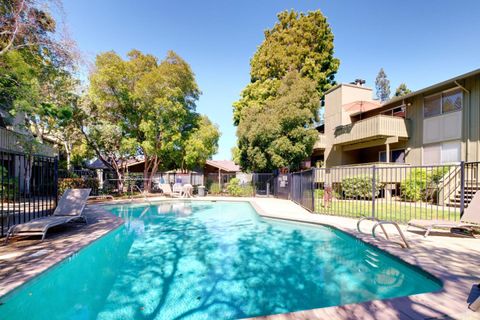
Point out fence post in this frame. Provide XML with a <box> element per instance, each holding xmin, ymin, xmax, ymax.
<box><xmin>371</xmin><ymin>165</ymin><xmax>376</xmax><ymax>219</ymax></box>
<box><xmin>54</xmin><ymin>157</ymin><xmax>59</xmax><ymax>207</ymax></box>
<box><xmin>460</xmin><ymin>161</ymin><xmax>465</xmax><ymax>216</ymax></box>
<box><xmin>311</xmin><ymin>169</ymin><xmax>315</xmax><ymax>212</ymax></box>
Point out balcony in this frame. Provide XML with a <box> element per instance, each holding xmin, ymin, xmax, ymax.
<box><xmin>313</xmin><ymin>133</ymin><xmax>326</xmax><ymax>150</ymax></box>
<box><xmin>0</xmin><ymin>127</ymin><xmax>57</xmax><ymax>157</ymax></box>
<box><xmin>333</xmin><ymin>115</ymin><xmax>410</xmax><ymax>147</ymax></box>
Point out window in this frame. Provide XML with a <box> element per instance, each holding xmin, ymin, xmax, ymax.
<box><xmin>442</xmin><ymin>89</ymin><xmax>462</xmax><ymax>113</ymax></box>
<box><xmin>381</xmin><ymin>106</ymin><xmax>406</xmax><ymax>118</ymax></box>
<box><xmin>379</xmin><ymin>149</ymin><xmax>405</xmax><ymax>163</ymax></box>
<box><xmin>441</xmin><ymin>141</ymin><xmax>461</xmax><ymax>163</ymax></box>
<box><xmin>424</xmin><ymin>94</ymin><xmax>441</xmax><ymax>117</ymax></box>
<box><xmin>423</xmin><ymin>141</ymin><xmax>461</xmax><ymax>164</ymax></box>
<box><xmin>423</xmin><ymin>88</ymin><xmax>463</xmax><ymax>118</ymax></box>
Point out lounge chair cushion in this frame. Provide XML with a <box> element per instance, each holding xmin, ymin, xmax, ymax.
<box><xmin>10</xmin><ymin>216</ymin><xmax>69</xmax><ymax>232</ymax></box>
<box><xmin>408</xmin><ymin>219</ymin><xmax>458</xmax><ymax>228</ymax></box>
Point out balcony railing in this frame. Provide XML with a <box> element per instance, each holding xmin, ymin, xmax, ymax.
<box><xmin>334</xmin><ymin>115</ymin><xmax>410</xmax><ymax>146</ymax></box>
<box><xmin>313</xmin><ymin>133</ymin><xmax>326</xmax><ymax>149</ymax></box>
<box><xmin>0</xmin><ymin>127</ymin><xmax>57</xmax><ymax>157</ymax></box>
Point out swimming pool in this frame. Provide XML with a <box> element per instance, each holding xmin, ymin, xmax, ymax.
<box><xmin>0</xmin><ymin>201</ymin><xmax>441</xmax><ymax>319</ymax></box>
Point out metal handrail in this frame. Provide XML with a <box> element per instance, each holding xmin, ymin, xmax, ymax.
<box><xmin>129</xmin><ymin>184</ymin><xmax>150</xmax><ymax>204</ymax></box>
<box><xmin>357</xmin><ymin>217</ymin><xmax>390</xmax><ymax>239</ymax></box>
<box><xmin>372</xmin><ymin>221</ymin><xmax>410</xmax><ymax>249</ymax></box>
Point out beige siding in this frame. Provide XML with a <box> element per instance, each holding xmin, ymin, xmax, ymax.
<box><xmin>333</xmin><ymin>115</ymin><xmax>409</xmax><ymax>146</ymax></box>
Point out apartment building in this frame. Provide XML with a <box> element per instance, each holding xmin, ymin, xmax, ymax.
<box><xmin>312</xmin><ymin>68</ymin><xmax>480</xmax><ymax>168</ymax></box>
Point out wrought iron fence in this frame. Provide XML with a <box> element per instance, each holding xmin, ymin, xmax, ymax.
<box><xmin>1</xmin><ymin>149</ymin><xmax>58</xmax><ymax>237</ymax></box>
<box><xmin>275</xmin><ymin>161</ymin><xmax>480</xmax><ymax>223</ymax></box>
<box><xmin>290</xmin><ymin>169</ymin><xmax>315</xmax><ymax>211</ymax></box>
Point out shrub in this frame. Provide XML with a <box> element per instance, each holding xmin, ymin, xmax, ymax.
<box><xmin>58</xmin><ymin>178</ymin><xmax>99</xmax><ymax>196</ymax></box>
<box><xmin>227</xmin><ymin>178</ymin><xmax>253</xmax><ymax>197</ymax></box>
<box><xmin>400</xmin><ymin>167</ymin><xmax>450</xmax><ymax>201</ymax></box>
<box><xmin>341</xmin><ymin>176</ymin><xmax>383</xmax><ymax>199</ymax></box>
<box><xmin>0</xmin><ymin>165</ymin><xmax>18</xmax><ymax>200</ymax></box>
<box><xmin>208</xmin><ymin>182</ymin><xmax>221</xmax><ymax>195</ymax></box>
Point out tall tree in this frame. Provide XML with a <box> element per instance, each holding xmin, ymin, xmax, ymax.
<box><xmin>394</xmin><ymin>83</ymin><xmax>412</xmax><ymax>97</ymax></box>
<box><xmin>375</xmin><ymin>68</ymin><xmax>391</xmax><ymax>102</ymax></box>
<box><xmin>250</xmin><ymin>10</ymin><xmax>339</xmax><ymax>92</ymax></box>
<box><xmin>86</xmin><ymin>49</ymin><xmax>220</xmax><ymax>192</ymax></box>
<box><xmin>236</xmin><ymin>71</ymin><xmax>320</xmax><ymax>172</ymax></box>
<box><xmin>234</xmin><ymin>10</ymin><xmax>339</xmax><ymax>171</ymax></box>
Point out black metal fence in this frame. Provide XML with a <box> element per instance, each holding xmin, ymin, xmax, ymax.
<box><xmin>1</xmin><ymin>150</ymin><xmax>58</xmax><ymax>237</ymax></box>
<box><xmin>281</xmin><ymin>162</ymin><xmax>480</xmax><ymax>223</ymax></box>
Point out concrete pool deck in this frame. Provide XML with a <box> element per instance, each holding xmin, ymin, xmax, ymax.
<box><xmin>0</xmin><ymin>196</ymin><xmax>479</xmax><ymax>319</ymax></box>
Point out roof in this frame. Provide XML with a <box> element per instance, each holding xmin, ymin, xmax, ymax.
<box><xmin>383</xmin><ymin>68</ymin><xmax>480</xmax><ymax>107</ymax></box>
<box><xmin>86</xmin><ymin>157</ymin><xmax>145</xmax><ymax>170</ymax></box>
<box><xmin>205</xmin><ymin>160</ymin><xmax>240</xmax><ymax>172</ymax></box>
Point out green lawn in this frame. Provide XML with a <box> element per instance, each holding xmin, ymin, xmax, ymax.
<box><xmin>314</xmin><ymin>197</ymin><xmax>461</xmax><ymax>223</ymax></box>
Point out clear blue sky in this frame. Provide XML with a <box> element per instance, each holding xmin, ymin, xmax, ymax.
<box><xmin>63</xmin><ymin>0</ymin><xmax>480</xmax><ymax>160</ymax></box>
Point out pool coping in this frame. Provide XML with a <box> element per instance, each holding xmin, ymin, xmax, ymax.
<box><xmin>0</xmin><ymin>196</ymin><xmax>479</xmax><ymax>319</ymax></box>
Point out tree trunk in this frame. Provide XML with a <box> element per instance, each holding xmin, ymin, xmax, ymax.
<box><xmin>64</xmin><ymin>141</ymin><xmax>72</xmax><ymax>171</ymax></box>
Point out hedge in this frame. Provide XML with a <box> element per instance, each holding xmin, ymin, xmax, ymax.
<box><xmin>58</xmin><ymin>178</ymin><xmax>99</xmax><ymax>196</ymax></box>
<box><xmin>341</xmin><ymin>176</ymin><xmax>383</xmax><ymax>199</ymax></box>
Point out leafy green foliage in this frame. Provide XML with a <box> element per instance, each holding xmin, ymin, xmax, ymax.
<box><xmin>394</xmin><ymin>83</ymin><xmax>412</xmax><ymax>97</ymax></box>
<box><xmin>85</xmin><ymin>49</ymin><xmax>220</xmax><ymax>191</ymax></box>
<box><xmin>234</xmin><ymin>10</ymin><xmax>338</xmax><ymax>171</ymax></box>
<box><xmin>226</xmin><ymin>178</ymin><xmax>253</xmax><ymax>197</ymax></box>
<box><xmin>250</xmin><ymin>10</ymin><xmax>339</xmax><ymax>93</ymax></box>
<box><xmin>375</xmin><ymin>68</ymin><xmax>391</xmax><ymax>102</ymax></box>
<box><xmin>58</xmin><ymin>178</ymin><xmax>99</xmax><ymax>196</ymax></box>
<box><xmin>0</xmin><ymin>165</ymin><xmax>18</xmax><ymax>200</ymax></box>
<box><xmin>208</xmin><ymin>182</ymin><xmax>221</xmax><ymax>195</ymax></box>
<box><xmin>400</xmin><ymin>167</ymin><xmax>449</xmax><ymax>201</ymax></box>
<box><xmin>183</xmin><ymin>116</ymin><xmax>219</xmax><ymax>170</ymax></box>
<box><xmin>236</xmin><ymin>71</ymin><xmax>320</xmax><ymax>172</ymax></box>
<box><xmin>341</xmin><ymin>176</ymin><xmax>383</xmax><ymax>199</ymax></box>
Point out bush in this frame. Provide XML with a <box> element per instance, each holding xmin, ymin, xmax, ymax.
<box><xmin>226</xmin><ymin>178</ymin><xmax>253</xmax><ymax>197</ymax></box>
<box><xmin>400</xmin><ymin>167</ymin><xmax>450</xmax><ymax>201</ymax></box>
<box><xmin>0</xmin><ymin>165</ymin><xmax>18</xmax><ymax>200</ymax></box>
<box><xmin>58</xmin><ymin>178</ymin><xmax>99</xmax><ymax>196</ymax></box>
<box><xmin>208</xmin><ymin>182</ymin><xmax>221</xmax><ymax>195</ymax></box>
<box><xmin>341</xmin><ymin>176</ymin><xmax>383</xmax><ymax>199</ymax></box>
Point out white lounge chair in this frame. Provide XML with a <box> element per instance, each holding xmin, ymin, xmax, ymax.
<box><xmin>160</xmin><ymin>184</ymin><xmax>182</xmax><ymax>197</ymax></box>
<box><xmin>5</xmin><ymin>188</ymin><xmax>91</xmax><ymax>243</ymax></box>
<box><xmin>408</xmin><ymin>191</ymin><xmax>480</xmax><ymax>237</ymax></box>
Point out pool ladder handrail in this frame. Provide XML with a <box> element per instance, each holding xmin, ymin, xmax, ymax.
<box><xmin>129</xmin><ymin>184</ymin><xmax>151</xmax><ymax>204</ymax></box>
<box><xmin>357</xmin><ymin>217</ymin><xmax>410</xmax><ymax>249</ymax></box>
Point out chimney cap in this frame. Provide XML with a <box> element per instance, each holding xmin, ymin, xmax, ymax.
<box><xmin>350</xmin><ymin>79</ymin><xmax>366</xmax><ymax>86</ymax></box>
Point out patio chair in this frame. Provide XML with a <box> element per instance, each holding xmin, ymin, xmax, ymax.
<box><xmin>408</xmin><ymin>191</ymin><xmax>480</xmax><ymax>237</ymax></box>
<box><xmin>182</xmin><ymin>184</ymin><xmax>193</xmax><ymax>198</ymax></box>
<box><xmin>5</xmin><ymin>188</ymin><xmax>91</xmax><ymax>243</ymax></box>
<box><xmin>160</xmin><ymin>184</ymin><xmax>182</xmax><ymax>197</ymax></box>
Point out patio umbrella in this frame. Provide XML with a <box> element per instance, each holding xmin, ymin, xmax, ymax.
<box><xmin>342</xmin><ymin>100</ymin><xmax>381</xmax><ymax>119</ymax></box>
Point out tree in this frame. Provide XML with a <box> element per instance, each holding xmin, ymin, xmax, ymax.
<box><xmin>183</xmin><ymin>115</ymin><xmax>220</xmax><ymax>170</ymax></box>
<box><xmin>233</xmin><ymin>9</ymin><xmax>338</xmax><ymax>171</ymax></box>
<box><xmin>375</xmin><ymin>68</ymin><xmax>391</xmax><ymax>102</ymax></box>
<box><xmin>236</xmin><ymin>71</ymin><xmax>320</xmax><ymax>172</ymax></box>
<box><xmin>250</xmin><ymin>10</ymin><xmax>339</xmax><ymax>93</ymax></box>
<box><xmin>86</xmin><ymin>49</ymin><xmax>220</xmax><ymax>192</ymax></box>
<box><xmin>394</xmin><ymin>83</ymin><xmax>412</xmax><ymax>97</ymax></box>
<box><xmin>0</xmin><ymin>0</ymin><xmax>72</xmax><ymax>60</ymax></box>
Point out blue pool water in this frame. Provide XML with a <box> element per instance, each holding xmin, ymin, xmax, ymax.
<box><xmin>0</xmin><ymin>201</ymin><xmax>441</xmax><ymax>319</ymax></box>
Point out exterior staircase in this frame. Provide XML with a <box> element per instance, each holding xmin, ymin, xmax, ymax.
<box><xmin>446</xmin><ymin>180</ymin><xmax>480</xmax><ymax>208</ymax></box>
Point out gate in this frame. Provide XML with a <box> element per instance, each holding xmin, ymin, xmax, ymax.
<box><xmin>252</xmin><ymin>173</ymin><xmax>275</xmax><ymax>196</ymax></box>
